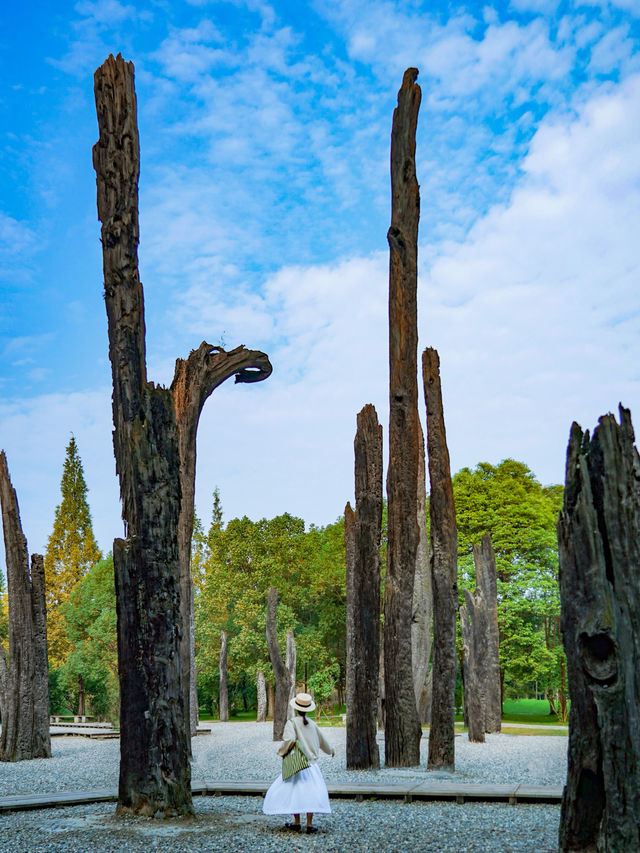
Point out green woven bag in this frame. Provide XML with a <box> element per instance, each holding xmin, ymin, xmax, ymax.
<box><xmin>282</xmin><ymin>742</ymin><xmax>310</xmax><ymax>781</ymax></box>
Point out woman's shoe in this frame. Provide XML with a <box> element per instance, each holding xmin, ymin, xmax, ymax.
<box><xmin>306</xmin><ymin>826</ymin><xmax>318</xmax><ymax>834</ymax></box>
<box><xmin>284</xmin><ymin>822</ymin><xmax>301</xmax><ymax>831</ymax></box>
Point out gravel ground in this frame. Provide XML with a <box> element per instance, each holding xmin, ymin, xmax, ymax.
<box><xmin>0</xmin><ymin>723</ymin><xmax>567</xmax><ymax>852</ymax></box>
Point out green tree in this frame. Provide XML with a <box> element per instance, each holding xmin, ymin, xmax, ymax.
<box><xmin>60</xmin><ymin>555</ymin><xmax>118</xmax><ymax>721</ymax></box>
<box><xmin>453</xmin><ymin>460</ymin><xmax>564</xmax><ymax>711</ymax></box>
<box><xmin>44</xmin><ymin>436</ymin><xmax>102</xmax><ymax>666</ymax></box>
<box><xmin>195</xmin><ymin>501</ymin><xmax>346</xmax><ymax>715</ymax></box>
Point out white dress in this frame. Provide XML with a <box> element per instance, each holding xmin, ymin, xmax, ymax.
<box><xmin>262</xmin><ymin>717</ymin><xmax>332</xmax><ymax>815</ymax></box>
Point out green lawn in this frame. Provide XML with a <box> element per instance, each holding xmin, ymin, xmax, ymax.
<box><xmin>199</xmin><ymin>698</ymin><xmax>568</xmax><ymax>730</ymax></box>
<box><xmin>502</xmin><ymin>698</ymin><xmax>568</xmax><ymax>726</ymax></box>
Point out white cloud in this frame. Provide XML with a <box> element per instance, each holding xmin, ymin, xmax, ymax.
<box><xmin>0</xmin><ymin>389</ymin><xmax>120</xmax><ymax>567</ymax></box>
<box><xmin>191</xmin><ymin>72</ymin><xmax>640</xmax><ymax>523</ymax></box>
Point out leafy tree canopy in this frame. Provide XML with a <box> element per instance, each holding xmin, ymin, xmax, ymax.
<box><xmin>45</xmin><ymin>436</ymin><xmax>102</xmax><ymax>665</ymax></box>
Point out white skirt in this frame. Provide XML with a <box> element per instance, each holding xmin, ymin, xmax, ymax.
<box><xmin>262</xmin><ymin>762</ymin><xmax>331</xmax><ymax>815</ymax></box>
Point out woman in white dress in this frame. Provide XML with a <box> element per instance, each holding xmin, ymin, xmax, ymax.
<box><xmin>263</xmin><ymin>692</ymin><xmax>335</xmax><ymax>834</ymax></box>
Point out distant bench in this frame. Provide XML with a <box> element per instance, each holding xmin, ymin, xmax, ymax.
<box><xmin>50</xmin><ymin>715</ymin><xmax>95</xmax><ymax>724</ymax></box>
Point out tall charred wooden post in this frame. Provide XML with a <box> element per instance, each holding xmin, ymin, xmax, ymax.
<box><xmin>346</xmin><ymin>404</ymin><xmax>382</xmax><ymax>770</ymax></box>
<box><xmin>412</xmin><ymin>421</ymin><xmax>433</xmax><ymax>724</ymax></box>
<box><xmin>219</xmin><ymin>630</ymin><xmax>229</xmax><ymax>722</ymax></box>
<box><xmin>460</xmin><ymin>533</ymin><xmax>501</xmax><ymax>741</ymax></box>
<box><xmin>384</xmin><ymin>67</ymin><xmax>423</xmax><ymax>768</ymax></box>
<box><xmin>266</xmin><ymin>587</ymin><xmax>290</xmax><ymax>741</ymax></box>
<box><xmin>171</xmin><ymin>343</ymin><xmax>271</xmax><ymax>738</ymax></box>
<box><xmin>0</xmin><ymin>451</ymin><xmax>50</xmax><ymax>762</ymax></box>
<box><xmin>459</xmin><ymin>589</ymin><xmax>486</xmax><ymax>743</ymax></box>
<box><xmin>285</xmin><ymin>629</ymin><xmax>296</xmax><ymax>703</ymax></box>
<box><xmin>256</xmin><ymin>671</ymin><xmax>267</xmax><ymax>722</ymax></box>
<box><xmin>474</xmin><ymin>534</ymin><xmax>501</xmax><ymax>733</ymax></box>
<box><xmin>93</xmin><ymin>54</ymin><xmax>192</xmax><ymax>815</ymax></box>
<box><xmin>558</xmin><ymin>406</ymin><xmax>640</xmax><ymax>853</ymax></box>
<box><xmin>423</xmin><ymin>347</ymin><xmax>458</xmax><ymax>771</ymax></box>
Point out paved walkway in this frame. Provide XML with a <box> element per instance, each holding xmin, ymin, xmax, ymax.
<box><xmin>0</xmin><ymin>778</ymin><xmax>563</xmax><ymax>814</ymax></box>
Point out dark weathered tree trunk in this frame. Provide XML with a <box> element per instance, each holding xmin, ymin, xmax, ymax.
<box><xmin>346</xmin><ymin>404</ymin><xmax>382</xmax><ymax>770</ymax></box>
<box><xmin>256</xmin><ymin>671</ymin><xmax>267</xmax><ymax>722</ymax></box>
<box><xmin>377</xmin><ymin>631</ymin><xmax>385</xmax><ymax>730</ymax></box>
<box><xmin>171</xmin><ymin>343</ymin><xmax>271</xmax><ymax>739</ymax></box>
<box><xmin>219</xmin><ymin>630</ymin><xmax>229</xmax><ymax>722</ymax></box>
<box><xmin>0</xmin><ymin>451</ymin><xmax>50</xmax><ymax>762</ymax></box>
<box><xmin>413</xmin><ymin>420</ymin><xmax>433</xmax><ymax>724</ymax></box>
<box><xmin>267</xmin><ymin>681</ymin><xmax>275</xmax><ymax>721</ymax></box>
<box><xmin>473</xmin><ymin>534</ymin><xmax>501</xmax><ymax>733</ymax></box>
<box><xmin>459</xmin><ymin>589</ymin><xmax>486</xmax><ymax>743</ymax></box>
<box><xmin>93</xmin><ymin>54</ymin><xmax>192</xmax><ymax>816</ymax></box>
<box><xmin>77</xmin><ymin>674</ymin><xmax>86</xmax><ymax>718</ymax></box>
<box><xmin>423</xmin><ymin>347</ymin><xmax>458</xmax><ymax>771</ymax></box>
<box><xmin>558</xmin><ymin>406</ymin><xmax>640</xmax><ymax>853</ymax></box>
<box><xmin>0</xmin><ymin>647</ymin><xmax>6</xmax><ymax>725</ymax></box>
<box><xmin>384</xmin><ymin>67</ymin><xmax>423</xmax><ymax>769</ymax></box>
<box><xmin>265</xmin><ymin>587</ymin><xmax>290</xmax><ymax>741</ymax></box>
<box><xmin>285</xmin><ymin>629</ymin><xmax>296</xmax><ymax>703</ymax></box>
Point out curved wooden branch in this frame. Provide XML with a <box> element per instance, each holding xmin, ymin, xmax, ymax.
<box><xmin>171</xmin><ymin>342</ymin><xmax>272</xmax><ymax>737</ymax></box>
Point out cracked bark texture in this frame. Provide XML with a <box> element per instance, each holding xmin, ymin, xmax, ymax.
<box><xmin>94</xmin><ymin>53</ymin><xmax>271</xmax><ymax>809</ymax></box>
<box><xmin>384</xmin><ymin>67</ymin><xmax>423</xmax><ymax>768</ymax></box>
<box><xmin>346</xmin><ymin>404</ymin><xmax>382</xmax><ymax>770</ymax></box>
<box><xmin>0</xmin><ymin>451</ymin><xmax>50</xmax><ymax>762</ymax></box>
<box><xmin>94</xmin><ymin>54</ymin><xmax>191</xmax><ymax>816</ymax></box>
<box><xmin>285</xmin><ymin>629</ymin><xmax>296</xmax><ymax>704</ymax></box>
<box><xmin>558</xmin><ymin>405</ymin><xmax>640</xmax><ymax>853</ymax></box>
<box><xmin>256</xmin><ymin>671</ymin><xmax>267</xmax><ymax>722</ymax></box>
<box><xmin>473</xmin><ymin>534</ymin><xmax>501</xmax><ymax>733</ymax></box>
<box><xmin>460</xmin><ymin>588</ymin><xmax>486</xmax><ymax>743</ymax></box>
<box><xmin>412</xmin><ymin>420</ymin><xmax>433</xmax><ymax>724</ymax></box>
<box><xmin>423</xmin><ymin>347</ymin><xmax>458</xmax><ymax>771</ymax></box>
<box><xmin>219</xmin><ymin>630</ymin><xmax>229</xmax><ymax>722</ymax></box>
<box><xmin>266</xmin><ymin>587</ymin><xmax>290</xmax><ymax>741</ymax></box>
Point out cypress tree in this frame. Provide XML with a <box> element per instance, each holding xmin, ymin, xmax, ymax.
<box><xmin>44</xmin><ymin>436</ymin><xmax>102</xmax><ymax>665</ymax></box>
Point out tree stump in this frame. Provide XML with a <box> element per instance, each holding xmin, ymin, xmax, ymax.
<box><xmin>256</xmin><ymin>671</ymin><xmax>267</xmax><ymax>722</ymax></box>
<box><xmin>558</xmin><ymin>406</ymin><xmax>640</xmax><ymax>853</ymax></box>
<box><xmin>265</xmin><ymin>587</ymin><xmax>290</xmax><ymax>740</ymax></box>
<box><xmin>0</xmin><ymin>451</ymin><xmax>50</xmax><ymax>762</ymax></box>
<box><xmin>473</xmin><ymin>534</ymin><xmax>501</xmax><ymax>733</ymax></box>
<box><xmin>384</xmin><ymin>67</ymin><xmax>423</xmax><ymax>769</ymax></box>
<box><xmin>346</xmin><ymin>404</ymin><xmax>382</xmax><ymax>770</ymax></box>
<box><xmin>413</xmin><ymin>420</ymin><xmax>433</xmax><ymax>724</ymax></box>
<box><xmin>423</xmin><ymin>347</ymin><xmax>458</xmax><ymax>771</ymax></box>
<box><xmin>219</xmin><ymin>630</ymin><xmax>229</xmax><ymax>722</ymax></box>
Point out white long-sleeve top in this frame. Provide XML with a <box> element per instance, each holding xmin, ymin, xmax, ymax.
<box><xmin>277</xmin><ymin>715</ymin><xmax>333</xmax><ymax>763</ymax></box>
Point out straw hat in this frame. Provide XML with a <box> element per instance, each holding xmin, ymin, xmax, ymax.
<box><xmin>290</xmin><ymin>692</ymin><xmax>316</xmax><ymax>714</ymax></box>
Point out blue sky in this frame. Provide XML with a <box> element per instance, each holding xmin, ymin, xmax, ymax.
<box><xmin>1</xmin><ymin>0</ymin><xmax>639</xmax><ymax>561</ymax></box>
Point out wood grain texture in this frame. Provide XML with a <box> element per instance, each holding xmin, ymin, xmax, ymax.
<box><xmin>346</xmin><ymin>404</ymin><xmax>382</xmax><ymax>769</ymax></box>
<box><xmin>384</xmin><ymin>67</ymin><xmax>423</xmax><ymax>768</ymax></box>
<box><xmin>473</xmin><ymin>534</ymin><xmax>501</xmax><ymax>733</ymax></box>
<box><xmin>0</xmin><ymin>452</ymin><xmax>50</xmax><ymax>762</ymax></box>
<box><xmin>412</xmin><ymin>420</ymin><xmax>433</xmax><ymax>724</ymax></box>
<box><xmin>219</xmin><ymin>630</ymin><xmax>229</xmax><ymax>722</ymax></box>
<box><xmin>423</xmin><ymin>347</ymin><xmax>458</xmax><ymax>771</ymax></box>
<box><xmin>558</xmin><ymin>406</ymin><xmax>640</xmax><ymax>853</ymax></box>
<box><xmin>93</xmin><ymin>54</ymin><xmax>191</xmax><ymax>816</ymax></box>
